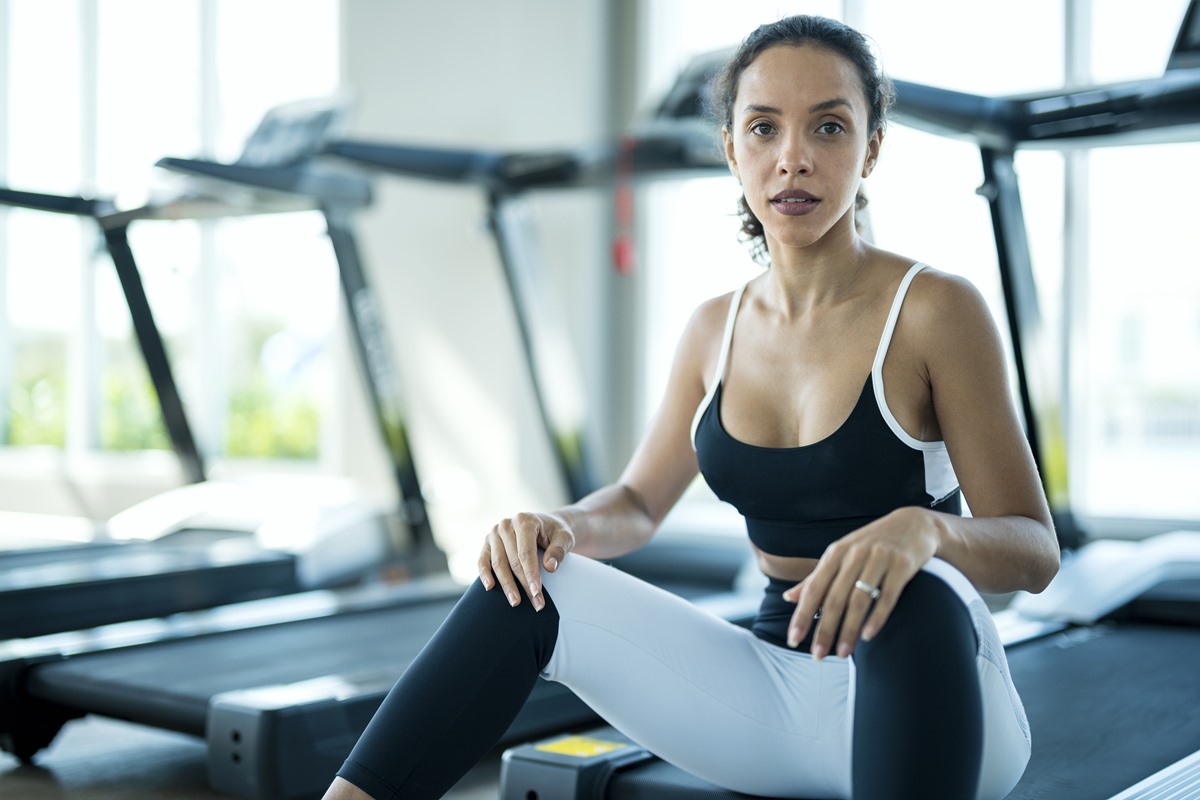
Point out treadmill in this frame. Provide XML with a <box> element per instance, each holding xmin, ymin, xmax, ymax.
<box><xmin>322</xmin><ymin>119</ymin><xmax>757</xmax><ymax>600</ymax></box>
<box><xmin>92</xmin><ymin>98</ymin><xmax>404</xmax><ymax>592</ymax></box>
<box><xmin>1</xmin><ymin>104</ymin><xmax>403</xmax><ymax>635</ymax></box>
<box><xmin>0</xmin><ymin>100</ymin><xmax>614</xmax><ymax>800</ymax></box>
<box><xmin>0</xmin><ymin>87</ymin><xmax>776</xmax><ymax>798</ymax></box>
<box><xmin>499</xmin><ymin>3</ymin><xmax>1200</xmax><ymax>798</ymax></box>
<box><xmin>0</xmin><ymin>187</ymin><xmax>297</xmax><ymax>638</ymax></box>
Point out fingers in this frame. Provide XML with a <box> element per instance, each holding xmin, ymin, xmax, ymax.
<box><xmin>787</xmin><ymin>553</ymin><xmax>840</xmax><ymax>649</ymax></box>
<box><xmin>477</xmin><ymin>513</ymin><xmax>573</xmax><ymax>612</ymax></box>
<box><xmin>783</xmin><ymin>580</ymin><xmax>818</xmax><ymax>650</ymax></box>
<box><xmin>832</xmin><ymin>567</ymin><xmax>887</xmax><ymax>659</ymax></box>
<box><xmin>788</xmin><ymin>543</ymin><xmax>909</xmax><ymax>661</ymax></box>
<box><xmin>480</xmin><ymin>526</ymin><xmax>522</xmax><ymax>607</ymax></box>
<box><xmin>542</xmin><ymin>525</ymin><xmax>573</xmax><ymax>573</ymax></box>
<box><xmin>809</xmin><ymin>547</ymin><xmax>885</xmax><ymax>660</ymax></box>
<box><xmin>507</xmin><ymin>513</ymin><xmax>546</xmax><ymax>611</ymax></box>
<box><xmin>860</xmin><ymin>577</ymin><xmax>903</xmax><ymax>643</ymax></box>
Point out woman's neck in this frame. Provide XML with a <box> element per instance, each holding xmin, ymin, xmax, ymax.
<box><xmin>760</xmin><ymin>230</ymin><xmax>873</xmax><ymax>320</ymax></box>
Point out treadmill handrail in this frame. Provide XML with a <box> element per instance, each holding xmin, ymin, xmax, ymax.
<box><xmin>893</xmin><ymin>69</ymin><xmax>1200</xmax><ymax>148</ymax></box>
<box><xmin>0</xmin><ymin>187</ymin><xmax>113</xmax><ymax>218</ymax></box>
<box><xmin>154</xmin><ymin>157</ymin><xmax>372</xmax><ymax>207</ymax></box>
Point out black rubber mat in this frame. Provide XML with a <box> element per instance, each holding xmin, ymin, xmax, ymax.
<box><xmin>1006</xmin><ymin>622</ymin><xmax>1200</xmax><ymax>799</ymax></box>
<box><xmin>23</xmin><ymin>594</ymin><xmax>461</xmax><ymax>734</ymax></box>
<box><xmin>2</xmin><ymin>544</ymin><xmax>297</xmax><ymax>638</ymax></box>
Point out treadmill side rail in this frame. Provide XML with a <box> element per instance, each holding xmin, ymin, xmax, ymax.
<box><xmin>208</xmin><ymin>673</ymin><xmax>599</xmax><ymax>800</ymax></box>
<box><xmin>1011</xmin><ymin>530</ymin><xmax>1200</xmax><ymax>624</ymax></box>
<box><xmin>1105</xmin><ymin>748</ymin><xmax>1200</xmax><ymax>799</ymax></box>
<box><xmin>0</xmin><ymin>655</ymin><xmax>85</xmax><ymax>763</ymax></box>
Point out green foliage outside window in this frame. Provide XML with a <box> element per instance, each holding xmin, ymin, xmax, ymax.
<box><xmin>6</xmin><ymin>367</ymin><xmax>319</xmax><ymax>460</ymax></box>
<box><xmin>6</xmin><ymin>373</ymin><xmax>67</xmax><ymax>447</ymax></box>
<box><xmin>100</xmin><ymin>373</ymin><xmax>171</xmax><ymax>451</ymax></box>
<box><xmin>225</xmin><ymin>376</ymin><xmax>320</xmax><ymax>460</ymax></box>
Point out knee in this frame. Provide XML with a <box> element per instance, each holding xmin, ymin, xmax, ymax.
<box><xmin>856</xmin><ymin>571</ymin><xmax>976</xmax><ymax>666</ymax></box>
<box><xmin>449</xmin><ymin>578</ymin><xmax>560</xmax><ymax>669</ymax></box>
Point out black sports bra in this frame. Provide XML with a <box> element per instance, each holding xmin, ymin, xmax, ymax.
<box><xmin>691</xmin><ymin>263</ymin><xmax>961</xmax><ymax>559</ymax></box>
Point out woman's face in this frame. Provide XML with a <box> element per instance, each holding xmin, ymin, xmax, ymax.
<box><xmin>723</xmin><ymin>44</ymin><xmax>881</xmax><ymax>254</ymax></box>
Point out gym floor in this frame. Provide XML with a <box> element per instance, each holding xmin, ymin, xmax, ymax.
<box><xmin>0</xmin><ymin>716</ymin><xmax>500</xmax><ymax>800</ymax></box>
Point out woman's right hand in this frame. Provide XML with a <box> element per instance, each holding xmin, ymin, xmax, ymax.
<box><xmin>478</xmin><ymin>511</ymin><xmax>575</xmax><ymax>612</ymax></box>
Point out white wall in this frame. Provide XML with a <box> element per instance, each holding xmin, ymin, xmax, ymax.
<box><xmin>335</xmin><ymin>0</ymin><xmax>612</xmax><ymax>576</ymax></box>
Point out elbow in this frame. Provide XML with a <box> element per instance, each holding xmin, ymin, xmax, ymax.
<box><xmin>1025</xmin><ymin>526</ymin><xmax>1061</xmax><ymax>594</ymax></box>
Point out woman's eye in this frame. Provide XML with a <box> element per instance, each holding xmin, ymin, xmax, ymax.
<box><xmin>750</xmin><ymin>122</ymin><xmax>775</xmax><ymax>136</ymax></box>
<box><xmin>818</xmin><ymin>122</ymin><xmax>845</xmax><ymax>135</ymax></box>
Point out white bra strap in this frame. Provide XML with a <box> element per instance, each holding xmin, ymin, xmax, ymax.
<box><xmin>690</xmin><ymin>283</ymin><xmax>747</xmax><ymax>448</ymax></box>
<box><xmin>872</xmin><ymin>262</ymin><xmax>938</xmax><ymax>450</ymax></box>
<box><xmin>872</xmin><ymin>263</ymin><xmax>926</xmax><ymax>375</ymax></box>
<box><xmin>712</xmin><ymin>283</ymin><xmax>746</xmax><ymax>388</ymax></box>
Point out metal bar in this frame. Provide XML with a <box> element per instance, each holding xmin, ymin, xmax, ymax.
<box><xmin>101</xmin><ymin>224</ymin><xmax>207</xmax><ymax>484</ymax></box>
<box><xmin>321</xmin><ymin>205</ymin><xmax>443</xmax><ymax>571</ymax></box>
<box><xmin>978</xmin><ymin>148</ymin><xmax>1084</xmax><ymax>550</ymax></box>
<box><xmin>488</xmin><ymin>191</ymin><xmax>596</xmax><ymax>502</ymax></box>
<box><xmin>979</xmin><ymin>149</ymin><xmax>1043</xmax><ymax>470</ymax></box>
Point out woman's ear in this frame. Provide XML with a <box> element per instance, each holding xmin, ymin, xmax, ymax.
<box><xmin>862</xmin><ymin>127</ymin><xmax>883</xmax><ymax>178</ymax></box>
<box><xmin>723</xmin><ymin>126</ymin><xmax>740</xmax><ymax>182</ymax></box>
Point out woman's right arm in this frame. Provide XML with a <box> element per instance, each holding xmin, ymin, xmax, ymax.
<box><xmin>477</xmin><ymin>295</ymin><xmax>726</xmax><ymax>611</ymax></box>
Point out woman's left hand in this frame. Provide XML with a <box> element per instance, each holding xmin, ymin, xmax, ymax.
<box><xmin>783</xmin><ymin>506</ymin><xmax>941</xmax><ymax>660</ymax></box>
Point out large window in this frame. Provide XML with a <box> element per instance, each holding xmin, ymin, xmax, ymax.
<box><xmin>1080</xmin><ymin>142</ymin><xmax>1200</xmax><ymax>520</ymax></box>
<box><xmin>634</xmin><ymin>0</ymin><xmax>1198</xmax><ymax>525</ymax></box>
<box><xmin>1</xmin><ymin>0</ymin><xmax>340</xmax><ymax>469</ymax></box>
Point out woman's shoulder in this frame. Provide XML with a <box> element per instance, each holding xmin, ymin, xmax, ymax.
<box><xmin>884</xmin><ymin>259</ymin><xmax>1000</xmax><ymax>364</ymax></box>
<box><xmin>673</xmin><ymin>286</ymin><xmax>747</xmax><ymax>370</ymax></box>
<box><xmin>904</xmin><ymin>263</ymin><xmax>990</xmax><ymax>330</ymax></box>
<box><xmin>864</xmin><ymin>249</ymin><xmax>988</xmax><ymax>328</ymax></box>
<box><xmin>680</xmin><ymin>285</ymin><xmax>745</xmax><ymax>338</ymax></box>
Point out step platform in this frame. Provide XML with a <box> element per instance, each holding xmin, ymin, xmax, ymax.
<box><xmin>500</xmin><ymin>727</ymin><xmax>788</xmax><ymax>800</ymax></box>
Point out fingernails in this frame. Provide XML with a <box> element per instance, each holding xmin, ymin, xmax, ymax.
<box><xmin>507</xmin><ymin>591</ymin><xmax>519</xmax><ymax>607</ymax></box>
<box><xmin>481</xmin><ymin>576</ymin><xmax>492</xmax><ymax>590</ymax></box>
<box><xmin>546</xmin><ymin>557</ymin><xmax>558</xmax><ymax>571</ymax></box>
<box><xmin>862</xmin><ymin>626</ymin><xmax>876</xmax><ymax>641</ymax></box>
<box><xmin>811</xmin><ymin>643</ymin><xmax>827</xmax><ymax>661</ymax></box>
<box><xmin>533</xmin><ymin>596</ymin><xmax>544</xmax><ymax>612</ymax></box>
<box><xmin>529</xmin><ymin>581</ymin><xmax>539</xmax><ymax>598</ymax></box>
<box><xmin>837</xmin><ymin>642</ymin><xmax>851</xmax><ymax>659</ymax></box>
<box><xmin>787</xmin><ymin>629</ymin><xmax>800</xmax><ymax>648</ymax></box>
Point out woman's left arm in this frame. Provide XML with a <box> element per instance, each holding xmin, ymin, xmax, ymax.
<box><xmin>918</xmin><ymin>272</ymin><xmax>1060</xmax><ymax>594</ymax></box>
<box><xmin>788</xmin><ymin>271</ymin><xmax>1060</xmax><ymax>659</ymax></box>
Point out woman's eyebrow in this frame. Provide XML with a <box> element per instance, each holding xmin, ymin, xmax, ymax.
<box><xmin>809</xmin><ymin>97</ymin><xmax>853</xmax><ymax>113</ymax></box>
<box><xmin>740</xmin><ymin>97</ymin><xmax>854</xmax><ymax>116</ymax></box>
<box><xmin>741</xmin><ymin>103</ymin><xmax>782</xmax><ymax>116</ymax></box>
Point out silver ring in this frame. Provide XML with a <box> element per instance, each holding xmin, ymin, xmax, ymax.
<box><xmin>854</xmin><ymin>579</ymin><xmax>881</xmax><ymax>600</ymax></box>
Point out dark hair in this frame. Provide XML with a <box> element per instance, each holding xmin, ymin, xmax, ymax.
<box><xmin>708</xmin><ymin>15</ymin><xmax>895</xmax><ymax>264</ymax></box>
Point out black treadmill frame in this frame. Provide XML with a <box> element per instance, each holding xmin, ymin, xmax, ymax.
<box><xmin>0</xmin><ymin>188</ymin><xmax>206</xmax><ymax>484</ymax></box>
<box><xmin>135</xmin><ymin>156</ymin><xmax>445</xmax><ymax>572</ymax></box>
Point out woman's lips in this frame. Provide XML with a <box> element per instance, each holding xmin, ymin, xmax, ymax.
<box><xmin>771</xmin><ymin>195</ymin><xmax>820</xmax><ymax>216</ymax></box>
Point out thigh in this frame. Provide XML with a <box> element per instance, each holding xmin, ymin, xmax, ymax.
<box><xmin>920</xmin><ymin>559</ymin><xmax>1032</xmax><ymax>798</ymax></box>
<box><xmin>848</xmin><ymin>558</ymin><xmax>1031</xmax><ymax>800</ymax></box>
<box><xmin>541</xmin><ymin>555</ymin><xmax>851</xmax><ymax>799</ymax></box>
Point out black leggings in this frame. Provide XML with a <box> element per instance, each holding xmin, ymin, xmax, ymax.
<box><xmin>338</xmin><ymin>561</ymin><xmax>1001</xmax><ymax>799</ymax></box>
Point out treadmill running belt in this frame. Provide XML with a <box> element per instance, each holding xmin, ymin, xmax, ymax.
<box><xmin>23</xmin><ymin>595</ymin><xmax>461</xmax><ymax>735</ymax></box>
<box><xmin>1006</xmin><ymin>622</ymin><xmax>1200</xmax><ymax>799</ymax></box>
<box><xmin>537</xmin><ymin>621</ymin><xmax>1200</xmax><ymax>800</ymax></box>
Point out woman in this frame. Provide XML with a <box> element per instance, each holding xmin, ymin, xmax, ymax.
<box><xmin>324</xmin><ymin>14</ymin><xmax>1059</xmax><ymax>800</ymax></box>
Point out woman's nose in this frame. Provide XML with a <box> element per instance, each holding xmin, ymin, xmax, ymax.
<box><xmin>778</xmin><ymin>135</ymin><xmax>813</xmax><ymax>175</ymax></box>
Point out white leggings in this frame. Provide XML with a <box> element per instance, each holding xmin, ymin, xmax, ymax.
<box><xmin>538</xmin><ymin>554</ymin><xmax>1031</xmax><ymax>800</ymax></box>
